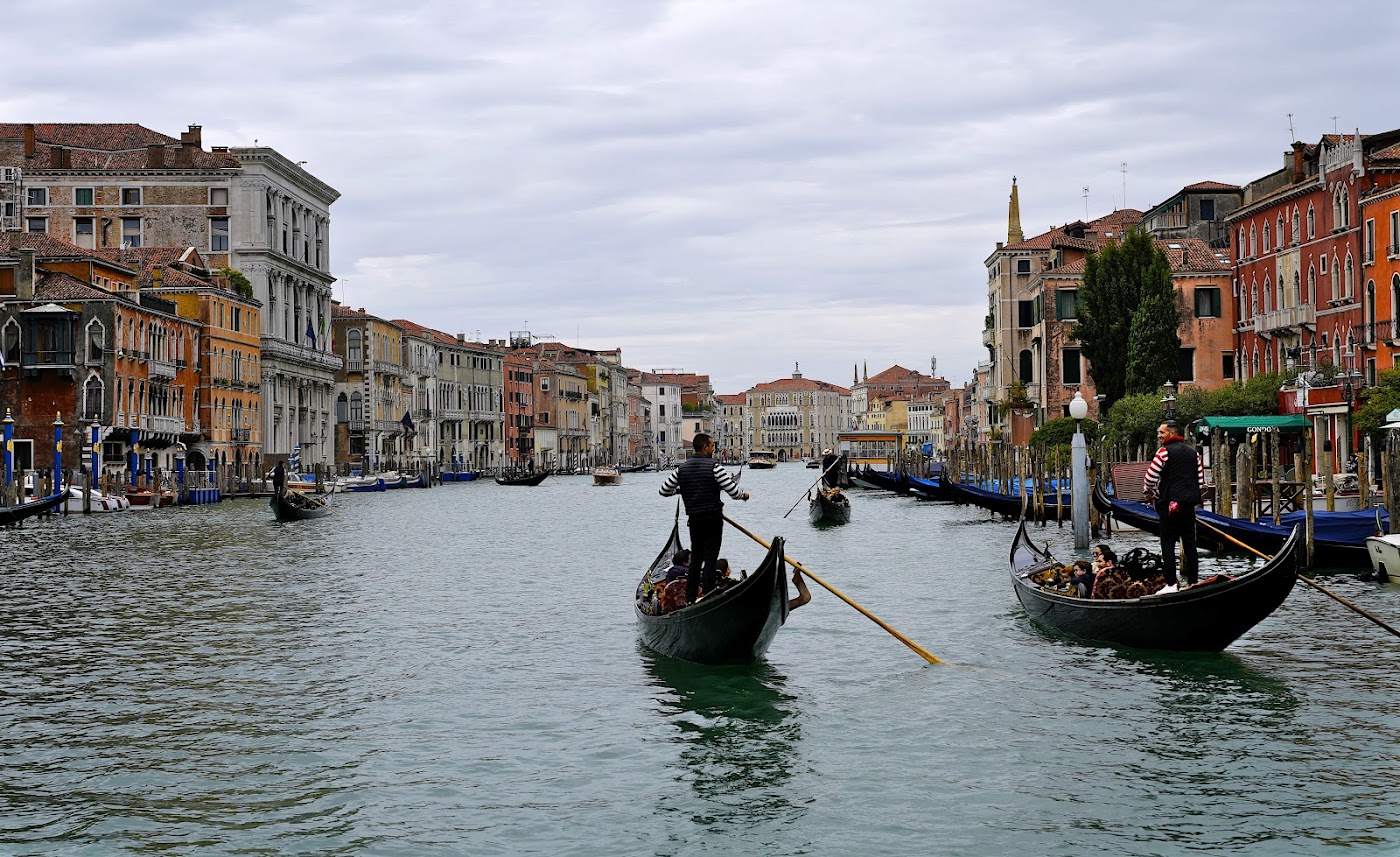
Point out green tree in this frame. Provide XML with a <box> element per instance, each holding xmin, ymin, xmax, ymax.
<box><xmin>1029</xmin><ymin>416</ymin><xmax>1102</xmax><ymax>453</ymax></box>
<box><xmin>1103</xmin><ymin>393</ymin><xmax>1166</xmax><ymax>451</ymax></box>
<box><xmin>1355</xmin><ymin>366</ymin><xmax>1400</xmax><ymax>437</ymax></box>
<box><xmin>217</xmin><ymin>266</ymin><xmax>254</xmax><ymax>301</ymax></box>
<box><xmin>1073</xmin><ymin>227</ymin><xmax>1180</xmax><ymax>409</ymax></box>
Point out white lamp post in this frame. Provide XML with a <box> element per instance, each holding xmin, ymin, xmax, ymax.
<box><xmin>1069</xmin><ymin>390</ymin><xmax>1090</xmax><ymax>548</ymax></box>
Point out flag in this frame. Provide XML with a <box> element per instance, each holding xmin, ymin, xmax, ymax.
<box><xmin>306</xmin><ymin>318</ymin><xmax>317</xmax><ymax>348</ymax></box>
<box><xmin>401</xmin><ymin>410</ymin><xmax>416</xmax><ymax>439</ymax></box>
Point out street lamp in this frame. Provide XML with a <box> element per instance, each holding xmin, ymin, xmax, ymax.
<box><xmin>1069</xmin><ymin>390</ymin><xmax>1089</xmax><ymax>549</ymax></box>
<box><xmin>1160</xmin><ymin>381</ymin><xmax>1177</xmax><ymax>421</ymax></box>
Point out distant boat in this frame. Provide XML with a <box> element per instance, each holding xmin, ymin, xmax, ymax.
<box><xmin>809</xmin><ymin>487</ymin><xmax>851</xmax><ymax>525</ymax></box>
<box><xmin>747</xmin><ymin>449</ymin><xmax>778</xmax><ymax>469</ymax></box>
<box><xmin>441</xmin><ymin>470</ymin><xmax>478</xmax><ymax>482</ymax></box>
<box><xmin>496</xmin><ymin>471</ymin><xmax>549</xmax><ymax>487</ymax></box>
<box><xmin>337</xmin><ymin>473</ymin><xmax>385</xmax><ymax>492</ymax></box>
<box><xmin>593</xmin><ymin>466</ymin><xmax>621</xmax><ymax>486</ymax></box>
<box><xmin>270</xmin><ymin>491</ymin><xmax>333</xmax><ymax>521</ymax></box>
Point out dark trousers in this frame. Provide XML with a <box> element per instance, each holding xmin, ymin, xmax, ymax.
<box><xmin>687</xmin><ymin>513</ymin><xmax>724</xmax><ymax>603</ymax></box>
<box><xmin>1159</xmin><ymin>507</ymin><xmax>1199</xmax><ymax>585</ymax></box>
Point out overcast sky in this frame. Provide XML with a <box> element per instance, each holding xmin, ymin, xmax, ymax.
<box><xmin>7</xmin><ymin>0</ymin><xmax>1398</xmax><ymax>393</ymax></box>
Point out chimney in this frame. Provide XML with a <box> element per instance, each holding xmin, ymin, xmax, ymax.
<box><xmin>147</xmin><ymin>144</ymin><xmax>166</xmax><ymax>168</ymax></box>
<box><xmin>181</xmin><ymin>125</ymin><xmax>203</xmax><ymax>150</ymax></box>
<box><xmin>152</xmin><ymin>264</ymin><xmax>163</xmax><ymax>287</ymax></box>
<box><xmin>457</xmin><ymin>334</ymin><xmax>465</xmax><ymax>343</ymax></box>
<box><xmin>49</xmin><ymin>146</ymin><xmax>65</xmax><ymax>168</ymax></box>
<box><xmin>1291</xmin><ymin>142</ymin><xmax>1307</xmax><ymax>184</ymax></box>
<box><xmin>17</xmin><ymin>248</ymin><xmax>35</xmax><ymax>300</ymax></box>
<box><xmin>22</xmin><ymin>124</ymin><xmax>35</xmax><ymax>158</ymax></box>
<box><xmin>173</xmin><ymin>144</ymin><xmax>193</xmax><ymax>168</ymax></box>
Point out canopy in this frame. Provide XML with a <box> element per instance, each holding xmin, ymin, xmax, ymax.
<box><xmin>1191</xmin><ymin>415</ymin><xmax>1310</xmax><ymax>436</ymax></box>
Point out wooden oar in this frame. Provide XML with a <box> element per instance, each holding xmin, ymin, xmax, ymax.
<box><xmin>782</xmin><ymin>457</ymin><xmax>843</xmax><ymax>519</ymax></box>
<box><xmin>723</xmin><ymin>514</ymin><xmax>943</xmax><ymax>664</ymax></box>
<box><xmin>1195</xmin><ymin>517</ymin><xmax>1400</xmax><ymax>640</ymax></box>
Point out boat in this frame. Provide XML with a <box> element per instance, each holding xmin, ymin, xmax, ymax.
<box><xmin>593</xmin><ymin>466</ymin><xmax>621</xmax><ymax>486</ymax></box>
<box><xmin>805</xmin><ymin>459</ymin><xmax>820</xmax><ymax>469</ymax></box>
<box><xmin>808</xmin><ymin>487</ymin><xmax>851</xmax><ymax>525</ymax></box>
<box><xmin>496</xmin><ymin>471</ymin><xmax>549</xmax><ymax>487</ymax></box>
<box><xmin>634</xmin><ymin>521</ymin><xmax>789</xmax><ymax>664</ymax></box>
<box><xmin>0</xmin><ymin>491</ymin><xmax>66</xmax><ymax>525</ymax></box>
<box><xmin>619</xmin><ymin>464</ymin><xmax>648</xmax><ymax>473</ymax></box>
<box><xmin>337</xmin><ymin>474</ymin><xmax>385</xmax><ymax>492</ymax></box>
<box><xmin>125</xmin><ymin>488</ymin><xmax>177</xmax><ymax>508</ymax></box>
<box><xmin>441</xmin><ymin>470</ymin><xmax>478</xmax><ymax>482</ymax></box>
<box><xmin>855</xmin><ymin>466</ymin><xmax>912</xmax><ymax>495</ymax></box>
<box><xmin>947</xmin><ymin>477</ymin><xmax>1071</xmax><ymax>520</ymax></box>
<box><xmin>62</xmin><ymin>485</ymin><xmax>131</xmax><ymax>513</ymax></box>
<box><xmin>1364</xmin><ymin>534</ymin><xmax>1399</xmax><ymax>583</ymax></box>
<box><xmin>270</xmin><ymin>490</ymin><xmax>334</xmax><ymax>521</ymax></box>
<box><xmin>746</xmin><ymin>449</ymin><xmax>778</xmax><ymax>469</ymax></box>
<box><xmin>381</xmin><ymin>471</ymin><xmax>410</xmax><ymax>489</ymax></box>
<box><xmin>1093</xmin><ymin>485</ymin><xmax>1376</xmax><ymax>569</ymax></box>
<box><xmin>1009</xmin><ymin>517</ymin><xmax>1300</xmax><ymax>650</ymax></box>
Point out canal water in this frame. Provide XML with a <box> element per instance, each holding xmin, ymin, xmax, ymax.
<box><xmin>3</xmin><ymin>466</ymin><xmax>1398</xmax><ymax>856</ymax></box>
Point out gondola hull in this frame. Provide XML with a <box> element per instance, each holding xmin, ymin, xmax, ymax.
<box><xmin>496</xmin><ymin>472</ymin><xmax>549</xmax><ymax>486</ymax></box>
<box><xmin>1093</xmin><ymin>486</ymin><xmax>1372</xmax><ymax>569</ymax></box>
<box><xmin>0</xmin><ymin>491</ymin><xmax>66</xmax><ymax>525</ymax></box>
<box><xmin>1009</xmin><ymin>518</ymin><xmax>1299</xmax><ymax>650</ymax></box>
<box><xmin>271</xmin><ymin>492</ymin><xmax>333</xmax><ymax>521</ymax></box>
<box><xmin>635</xmin><ymin>523</ymin><xmax>789</xmax><ymax>665</ymax></box>
<box><xmin>808</xmin><ymin>490</ymin><xmax>851</xmax><ymax>525</ymax></box>
<box><xmin>947</xmin><ymin>478</ymin><xmax>1071</xmax><ymax>520</ymax></box>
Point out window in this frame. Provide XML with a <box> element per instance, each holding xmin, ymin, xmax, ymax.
<box><xmin>1061</xmin><ymin>348</ymin><xmax>1081</xmax><ymax>384</ymax></box>
<box><xmin>84</xmin><ymin>375</ymin><xmax>104</xmax><ymax>419</ymax></box>
<box><xmin>74</xmin><ymin>187</ymin><xmax>93</xmax><ymax>206</ymax></box>
<box><xmin>1292</xmin><ymin>208</ymin><xmax>1300</xmax><ymax>243</ymax></box>
<box><xmin>1222</xmin><ymin>352</ymin><xmax>1235</xmax><ymax>380</ymax></box>
<box><xmin>26</xmin><ymin>187</ymin><xmax>47</xmax><ymax>206</ymax></box>
<box><xmin>1365</xmin><ymin>219</ymin><xmax>1375</xmax><ymax>264</ymax></box>
<box><xmin>209</xmin><ymin>187</ymin><xmax>229</xmax><ymax>206</ymax></box>
<box><xmin>210</xmin><ymin>217</ymin><xmax>229</xmax><ymax>251</ymax></box>
<box><xmin>26</xmin><ymin>217</ymin><xmax>47</xmax><ymax>233</ymax></box>
<box><xmin>1392</xmin><ymin>211</ymin><xmax>1400</xmax><ymax>256</ymax></box>
<box><xmin>73</xmin><ymin>216</ymin><xmax>94</xmax><ymax>249</ymax></box>
<box><xmin>1263</xmin><ymin>223</ymin><xmax>1271</xmax><ymax>253</ymax></box>
<box><xmin>1307</xmin><ymin>203</ymin><xmax>1316</xmax><ymax>238</ymax></box>
<box><xmin>1199</xmin><ymin>198</ymin><xmax>1215</xmax><ymax>221</ymax></box>
<box><xmin>121</xmin><ymin>217</ymin><xmax>141</xmax><ymax>248</ymax></box>
<box><xmin>1018</xmin><ymin>349</ymin><xmax>1033</xmax><ymax>382</ymax></box>
<box><xmin>1249</xmin><ymin>223</ymin><xmax>1256</xmax><ymax>257</ymax></box>
<box><xmin>1016</xmin><ymin>258</ymin><xmax>1032</xmax><ymax>274</ymax></box>
<box><xmin>121</xmin><ymin>187</ymin><xmax>141</xmax><ymax>206</ymax></box>
<box><xmin>1194</xmin><ymin>287</ymin><xmax>1221</xmax><ymax>318</ymax></box>
<box><xmin>1178</xmin><ymin>348</ymin><xmax>1195</xmax><ymax>382</ymax></box>
<box><xmin>1017</xmin><ymin>299</ymin><xmax>1036</xmax><ymax>328</ymax></box>
<box><xmin>1055</xmin><ymin>289</ymin><xmax>1078</xmax><ymax>320</ymax></box>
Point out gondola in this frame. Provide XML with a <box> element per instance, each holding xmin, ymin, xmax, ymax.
<box><xmin>906</xmin><ymin>474</ymin><xmax>947</xmax><ymax>501</ymax></box>
<box><xmin>496</xmin><ymin>471</ymin><xmax>549</xmax><ymax>487</ymax></box>
<box><xmin>634</xmin><ymin>521</ymin><xmax>789</xmax><ymax>665</ymax></box>
<box><xmin>270</xmin><ymin>490</ymin><xmax>333</xmax><ymax>521</ymax></box>
<box><xmin>856</xmin><ymin>466</ymin><xmax>912</xmax><ymax>495</ymax></box>
<box><xmin>808</xmin><ymin>487</ymin><xmax>851</xmax><ymax>525</ymax></box>
<box><xmin>1092</xmin><ymin>485</ymin><xmax>1374</xmax><ymax>569</ymax></box>
<box><xmin>0</xmin><ymin>491</ymin><xmax>66</xmax><ymax>526</ymax></box>
<box><xmin>1009</xmin><ymin>517</ymin><xmax>1300</xmax><ymax>650</ymax></box>
<box><xmin>947</xmin><ymin>477</ymin><xmax>1071</xmax><ymax>520</ymax></box>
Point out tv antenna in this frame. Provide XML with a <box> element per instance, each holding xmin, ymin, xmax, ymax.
<box><xmin>1082</xmin><ymin>187</ymin><xmax>1089</xmax><ymax>219</ymax></box>
<box><xmin>1288</xmin><ymin>112</ymin><xmax>1296</xmax><ymax>143</ymax></box>
<box><xmin>1120</xmin><ymin>162</ymin><xmax>1127</xmax><ymax>210</ymax></box>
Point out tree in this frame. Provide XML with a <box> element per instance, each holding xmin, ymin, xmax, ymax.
<box><xmin>1355</xmin><ymin>366</ymin><xmax>1400</xmax><ymax>437</ymax></box>
<box><xmin>1029</xmin><ymin>416</ymin><xmax>1102</xmax><ymax>451</ymax></box>
<box><xmin>217</xmin><ymin>266</ymin><xmax>254</xmax><ymax>301</ymax></box>
<box><xmin>1103</xmin><ymin>393</ymin><xmax>1166</xmax><ymax>451</ymax></box>
<box><xmin>1073</xmin><ymin>227</ymin><xmax>1180</xmax><ymax>409</ymax></box>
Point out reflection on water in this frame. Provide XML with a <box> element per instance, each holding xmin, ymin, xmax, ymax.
<box><xmin>640</xmin><ymin>648</ymin><xmax>807</xmax><ymax>828</ymax></box>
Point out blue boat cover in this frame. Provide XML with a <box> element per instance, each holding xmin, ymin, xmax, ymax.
<box><xmin>1114</xmin><ymin>499</ymin><xmax>1387</xmax><ymax>545</ymax></box>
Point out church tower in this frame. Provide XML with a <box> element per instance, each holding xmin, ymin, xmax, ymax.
<box><xmin>1008</xmin><ymin>176</ymin><xmax>1024</xmax><ymax>245</ymax></box>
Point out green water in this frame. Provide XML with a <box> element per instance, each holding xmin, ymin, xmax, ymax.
<box><xmin>2</xmin><ymin>468</ymin><xmax>1398</xmax><ymax>855</ymax></box>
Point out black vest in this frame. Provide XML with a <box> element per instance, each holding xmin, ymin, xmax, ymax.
<box><xmin>1156</xmin><ymin>439</ymin><xmax>1202</xmax><ymax>510</ymax></box>
<box><xmin>676</xmin><ymin>455</ymin><xmax>724</xmax><ymax>517</ymax></box>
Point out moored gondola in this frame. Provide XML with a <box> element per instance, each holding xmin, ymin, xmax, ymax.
<box><xmin>1092</xmin><ymin>485</ymin><xmax>1373</xmax><ymax>569</ymax></box>
<box><xmin>496</xmin><ymin>471</ymin><xmax>549</xmax><ymax>487</ymax></box>
<box><xmin>635</xmin><ymin>522</ymin><xmax>789</xmax><ymax>665</ymax></box>
<box><xmin>0</xmin><ymin>491</ymin><xmax>66</xmax><ymax>526</ymax></box>
<box><xmin>270</xmin><ymin>490</ymin><xmax>334</xmax><ymax>521</ymax></box>
<box><xmin>808</xmin><ymin>487</ymin><xmax>851</xmax><ymax>525</ymax></box>
<box><xmin>1009</xmin><ymin>517</ymin><xmax>1299</xmax><ymax>650</ymax></box>
<box><xmin>947</xmin><ymin>476</ymin><xmax>1071</xmax><ymax>520</ymax></box>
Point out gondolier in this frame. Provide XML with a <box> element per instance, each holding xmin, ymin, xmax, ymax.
<box><xmin>1143</xmin><ymin>420</ymin><xmax>1207</xmax><ymax>587</ymax></box>
<box><xmin>659</xmin><ymin>433</ymin><xmax>749</xmax><ymax>604</ymax></box>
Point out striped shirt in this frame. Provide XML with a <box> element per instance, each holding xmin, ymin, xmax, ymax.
<box><xmin>1142</xmin><ymin>437</ymin><xmax>1206</xmax><ymax>496</ymax></box>
<box><xmin>659</xmin><ymin>459</ymin><xmax>744</xmax><ymax>516</ymax></box>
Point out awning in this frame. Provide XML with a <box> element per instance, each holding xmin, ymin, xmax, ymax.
<box><xmin>1191</xmin><ymin>415</ymin><xmax>1311</xmax><ymax>436</ymax></box>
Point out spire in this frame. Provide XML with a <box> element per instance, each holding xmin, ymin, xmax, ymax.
<box><xmin>1007</xmin><ymin>176</ymin><xmax>1023</xmax><ymax>245</ymax></box>
<box><xmin>863</xmin><ymin>361</ymin><xmax>868</xmax><ymax>382</ymax></box>
<box><xmin>793</xmin><ymin>361</ymin><xmax>802</xmax><ymax>379</ymax></box>
<box><xmin>854</xmin><ymin>363</ymin><xmax>859</xmax><ymax>384</ymax></box>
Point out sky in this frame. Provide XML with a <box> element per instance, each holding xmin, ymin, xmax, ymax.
<box><xmin>6</xmin><ymin>0</ymin><xmax>1399</xmax><ymax>393</ymax></box>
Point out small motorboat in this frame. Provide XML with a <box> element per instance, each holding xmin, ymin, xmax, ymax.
<box><xmin>1364</xmin><ymin>534</ymin><xmax>1399</xmax><ymax>583</ymax></box>
<box><xmin>593</xmin><ymin>466</ymin><xmax>621</xmax><ymax>486</ymax></box>
<box><xmin>63</xmin><ymin>485</ymin><xmax>131</xmax><ymax>513</ymax></box>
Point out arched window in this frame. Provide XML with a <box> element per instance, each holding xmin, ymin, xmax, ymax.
<box><xmin>1345</xmin><ymin>253</ymin><xmax>1355</xmax><ymax>298</ymax></box>
<box><xmin>1307</xmin><ymin>203</ymin><xmax>1316</xmax><ymax>238</ymax></box>
<box><xmin>1292</xmin><ymin>207</ymin><xmax>1301</xmax><ymax>243</ymax></box>
<box><xmin>1249</xmin><ymin>223</ymin><xmax>1257</xmax><ymax>257</ymax></box>
<box><xmin>1331</xmin><ymin>254</ymin><xmax>1340</xmax><ymax>297</ymax></box>
<box><xmin>85</xmin><ymin>318</ymin><xmax>105</xmax><ymax>363</ymax></box>
<box><xmin>1250</xmin><ymin>281</ymin><xmax>1258</xmax><ymax>316</ymax></box>
<box><xmin>83</xmin><ymin>374</ymin><xmax>103</xmax><ymax>421</ymax></box>
<box><xmin>348</xmin><ymin>328</ymin><xmax>362</xmax><ymax>365</ymax></box>
<box><xmin>1238</xmin><ymin>227</ymin><xmax>1246</xmax><ymax>254</ymax></box>
<box><xmin>1277</xmin><ymin>214</ymin><xmax>1285</xmax><ymax>244</ymax></box>
<box><xmin>1367</xmin><ymin>280</ymin><xmax>1376</xmax><ymax>339</ymax></box>
<box><xmin>1393</xmin><ymin>274</ymin><xmax>1400</xmax><ymax>325</ymax></box>
<box><xmin>1263</xmin><ymin>223</ymin><xmax>1271</xmax><ymax>253</ymax></box>
<box><xmin>350</xmin><ymin>391</ymin><xmax>364</xmax><ymax>423</ymax></box>
<box><xmin>1292</xmin><ymin>270</ymin><xmax>1301</xmax><ymax>307</ymax></box>
<box><xmin>1263</xmin><ymin>275</ymin><xmax>1272</xmax><ymax>313</ymax></box>
<box><xmin>1</xmin><ymin>319</ymin><xmax>20</xmax><ymax>366</ymax></box>
<box><xmin>1307</xmin><ymin>265</ymin><xmax>1316</xmax><ymax>303</ymax></box>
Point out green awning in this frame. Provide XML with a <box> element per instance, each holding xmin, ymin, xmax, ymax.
<box><xmin>1190</xmin><ymin>415</ymin><xmax>1310</xmax><ymax>436</ymax></box>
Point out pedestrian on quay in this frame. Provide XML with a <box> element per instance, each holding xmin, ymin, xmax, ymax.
<box><xmin>659</xmin><ymin>433</ymin><xmax>749</xmax><ymax>605</ymax></box>
<box><xmin>1142</xmin><ymin>419</ymin><xmax>1206</xmax><ymax>587</ymax></box>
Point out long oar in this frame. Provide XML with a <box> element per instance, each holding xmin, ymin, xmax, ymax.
<box><xmin>723</xmin><ymin>514</ymin><xmax>943</xmax><ymax>664</ymax></box>
<box><xmin>1196</xmin><ymin>518</ymin><xmax>1400</xmax><ymax>640</ymax></box>
<box><xmin>782</xmin><ymin>457</ymin><xmax>843</xmax><ymax>519</ymax></box>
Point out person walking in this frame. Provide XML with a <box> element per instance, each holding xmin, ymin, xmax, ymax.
<box><xmin>1142</xmin><ymin>420</ymin><xmax>1207</xmax><ymax>587</ymax></box>
<box><xmin>659</xmin><ymin>433</ymin><xmax>749</xmax><ymax>605</ymax></box>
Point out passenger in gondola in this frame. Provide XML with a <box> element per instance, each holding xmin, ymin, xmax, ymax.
<box><xmin>708</xmin><ymin>558</ymin><xmax>737</xmax><ymax>595</ymax></box>
<box><xmin>1067</xmin><ymin>559</ymin><xmax>1096</xmax><ymax>598</ymax></box>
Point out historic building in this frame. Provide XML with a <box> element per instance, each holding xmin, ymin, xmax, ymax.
<box><xmin>745</xmin><ymin>367</ymin><xmax>851</xmax><ymax>461</ymax></box>
<box><xmin>714</xmin><ymin>393</ymin><xmax>748</xmax><ymax>462</ymax></box>
<box><xmin>330</xmin><ymin>304</ymin><xmax>408</xmax><ymax>473</ymax></box>
<box><xmin>1358</xmin><ymin>146</ymin><xmax>1400</xmax><ymax>374</ymax></box>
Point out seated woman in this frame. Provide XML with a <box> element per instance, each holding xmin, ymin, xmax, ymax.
<box><xmin>708</xmin><ymin>559</ymin><xmax>737</xmax><ymax>595</ymax></box>
<box><xmin>1091</xmin><ymin>545</ymin><xmax>1169</xmax><ymax>599</ymax></box>
<box><xmin>1067</xmin><ymin>559</ymin><xmax>1096</xmax><ymax>598</ymax></box>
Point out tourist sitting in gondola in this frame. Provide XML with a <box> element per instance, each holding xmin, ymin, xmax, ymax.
<box><xmin>706</xmin><ymin>559</ymin><xmax>737</xmax><ymax>596</ymax></box>
<box><xmin>1091</xmin><ymin>547</ymin><xmax>1170</xmax><ymax>599</ymax></box>
<box><xmin>1066</xmin><ymin>560</ymin><xmax>1096</xmax><ymax>598</ymax></box>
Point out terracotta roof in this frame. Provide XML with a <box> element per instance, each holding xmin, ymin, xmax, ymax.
<box><xmin>331</xmin><ymin>304</ymin><xmax>393</xmax><ymax>325</ymax></box>
<box><xmin>7</xmin><ymin>233</ymin><xmax>137</xmax><ymax>272</ymax></box>
<box><xmin>715</xmin><ymin>393</ymin><xmax>746</xmax><ymax>405</ymax></box>
<box><xmin>864</xmin><ymin>364</ymin><xmax>936</xmax><ymax>386</ymax></box>
<box><xmin>1043</xmin><ymin>237</ymin><xmax>1228</xmax><ymax>275</ymax></box>
<box><xmin>1182</xmin><ymin>180</ymin><xmax>1242</xmax><ymax>192</ymax></box>
<box><xmin>90</xmin><ymin>246</ymin><xmax>224</xmax><ymax>290</ymax></box>
<box><xmin>1372</xmin><ymin>142</ymin><xmax>1400</xmax><ymax>162</ymax></box>
<box><xmin>1000</xmin><ymin>209</ymin><xmax>1144</xmax><ymax>252</ymax></box>
<box><xmin>33</xmin><ymin>270</ymin><xmax>128</xmax><ymax>303</ymax></box>
<box><xmin>0</xmin><ymin>122</ymin><xmax>239</xmax><ymax>171</ymax></box>
<box><xmin>750</xmin><ymin>377</ymin><xmax>851</xmax><ymax>394</ymax></box>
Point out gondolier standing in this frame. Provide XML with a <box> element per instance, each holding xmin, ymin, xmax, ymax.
<box><xmin>660</xmin><ymin>433</ymin><xmax>749</xmax><ymax>605</ymax></box>
<box><xmin>1142</xmin><ymin>420</ymin><xmax>1207</xmax><ymax>587</ymax></box>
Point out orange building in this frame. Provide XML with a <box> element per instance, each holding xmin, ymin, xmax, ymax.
<box><xmin>1359</xmin><ymin>145</ymin><xmax>1400</xmax><ymax>374</ymax></box>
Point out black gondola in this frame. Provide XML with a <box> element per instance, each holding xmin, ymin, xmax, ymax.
<box><xmin>1092</xmin><ymin>485</ymin><xmax>1371</xmax><ymax>569</ymax></box>
<box><xmin>1009</xmin><ymin>517</ymin><xmax>1299</xmax><ymax>650</ymax></box>
<box><xmin>947</xmin><ymin>477</ymin><xmax>1071</xmax><ymax>520</ymax></box>
<box><xmin>635</xmin><ymin>522</ymin><xmax>789</xmax><ymax>665</ymax></box>
<box><xmin>270</xmin><ymin>491</ymin><xmax>333</xmax><ymax>521</ymax></box>
<box><xmin>0</xmin><ymin>492</ymin><xmax>65</xmax><ymax>526</ymax></box>
<box><xmin>495</xmin><ymin>471</ymin><xmax>549</xmax><ymax>487</ymax></box>
<box><xmin>808</xmin><ymin>488</ymin><xmax>851</xmax><ymax>525</ymax></box>
<box><xmin>856</xmin><ymin>466</ymin><xmax>912</xmax><ymax>495</ymax></box>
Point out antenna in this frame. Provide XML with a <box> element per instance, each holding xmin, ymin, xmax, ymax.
<box><xmin>1288</xmin><ymin>112</ymin><xmax>1296</xmax><ymax>143</ymax></box>
<box><xmin>1082</xmin><ymin>187</ymin><xmax>1089</xmax><ymax>219</ymax></box>
<box><xmin>1120</xmin><ymin>162</ymin><xmax>1127</xmax><ymax>210</ymax></box>
<box><xmin>1332</xmin><ymin>116</ymin><xmax>1338</xmax><ymax>134</ymax></box>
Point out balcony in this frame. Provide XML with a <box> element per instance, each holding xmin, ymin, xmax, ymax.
<box><xmin>148</xmin><ymin>356</ymin><xmax>176</xmax><ymax>379</ymax></box>
<box><xmin>438</xmin><ymin>408</ymin><xmax>465</xmax><ymax>421</ymax></box>
<box><xmin>346</xmin><ymin>359</ymin><xmax>364</xmax><ymax>373</ymax></box>
<box><xmin>1352</xmin><ymin>319</ymin><xmax>1395</xmax><ymax>347</ymax></box>
<box><xmin>232</xmin><ymin>428</ymin><xmax>252</xmax><ymax>443</ymax></box>
<box><xmin>145</xmin><ymin>414</ymin><xmax>184</xmax><ymax>436</ymax></box>
<box><xmin>1252</xmin><ymin>304</ymin><xmax>1316</xmax><ymax>336</ymax></box>
<box><xmin>981</xmin><ymin>328</ymin><xmax>996</xmax><ymax>348</ymax></box>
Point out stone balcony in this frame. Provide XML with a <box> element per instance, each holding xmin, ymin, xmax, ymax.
<box><xmin>1253</xmin><ymin>304</ymin><xmax>1316</xmax><ymax>336</ymax></box>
